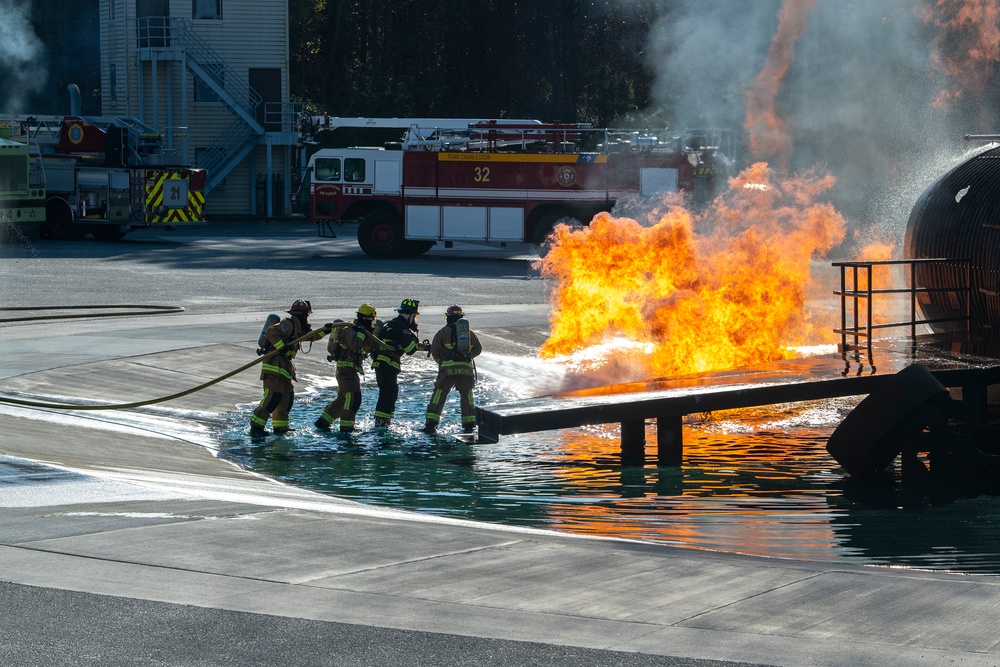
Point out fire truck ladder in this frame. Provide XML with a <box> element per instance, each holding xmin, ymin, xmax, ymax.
<box><xmin>2</xmin><ymin>114</ymin><xmax>163</xmax><ymax>165</ymax></box>
<box><xmin>833</xmin><ymin>258</ymin><xmax>971</xmax><ymax>373</ymax></box>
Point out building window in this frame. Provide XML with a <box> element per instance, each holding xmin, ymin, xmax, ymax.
<box><xmin>194</xmin><ymin>63</ymin><xmax>224</xmax><ymax>103</ymax></box>
<box><xmin>193</xmin><ymin>0</ymin><xmax>221</xmax><ymax>19</ymax></box>
<box><xmin>109</xmin><ymin>63</ymin><xmax>117</xmax><ymax>102</ymax></box>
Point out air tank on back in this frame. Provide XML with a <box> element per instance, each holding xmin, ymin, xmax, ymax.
<box><xmin>905</xmin><ymin>142</ymin><xmax>1000</xmax><ymax>335</ymax></box>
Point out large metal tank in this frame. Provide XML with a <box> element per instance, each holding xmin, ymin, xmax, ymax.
<box><xmin>905</xmin><ymin>143</ymin><xmax>1000</xmax><ymax>334</ymax></box>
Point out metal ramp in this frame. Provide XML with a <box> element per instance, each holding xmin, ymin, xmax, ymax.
<box><xmin>476</xmin><ymin>349</ymin><xmax>1000</xmax><ymax>466</ymax></box>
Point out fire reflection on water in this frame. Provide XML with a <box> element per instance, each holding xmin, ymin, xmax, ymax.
<box><xmin>221</xmin><ymin>363</ymin><xmax>1000</xmax><ymax>575</ymax></box>
<box><xmin>533</xmin><ymin>402</ymin><xmax>847</xmax><ymax>560</ymax></box>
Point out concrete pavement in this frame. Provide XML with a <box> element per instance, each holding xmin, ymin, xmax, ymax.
<box><xmin>1</xmin><ymin>311</ymin><xmax>999</xmax><ymax>666</ymax></box>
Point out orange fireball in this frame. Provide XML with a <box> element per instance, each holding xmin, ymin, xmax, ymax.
<box><xmin>537</xmin><ymin>163</ymin><xmax>847</xmax><ymax>380</ymax></box>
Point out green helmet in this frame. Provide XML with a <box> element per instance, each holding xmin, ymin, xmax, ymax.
<box><xmin>396</xmin><ymin>298</ymin><xmax>419</xmax><ymax>314</ymax></box>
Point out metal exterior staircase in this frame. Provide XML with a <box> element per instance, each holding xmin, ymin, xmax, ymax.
<box><xmin>136</xmin><ymin>17</ymin><xmax>265</xmax><ymax>192</ymax></box>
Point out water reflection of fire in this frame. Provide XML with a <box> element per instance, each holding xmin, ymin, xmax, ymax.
<box><xmin>537</xmin><ymin>162</ymin><xmax>846</xmax><ymax>380</ymax></box>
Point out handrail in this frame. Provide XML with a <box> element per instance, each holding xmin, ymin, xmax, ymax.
<box><xmin>832</xmin><ymin>258</ymin><xmax>971</xmax><ymax>372</ymax></box>
<box><xmin>135</xmin><ymin>17</ymin><xmax>262</xmax><ymax>118</ymax></box>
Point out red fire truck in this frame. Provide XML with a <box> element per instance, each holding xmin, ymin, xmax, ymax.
<box><xmin>299</xmin><ymin>117</ymin><xmax>731</xmax><ymax>258</ymax></box>
<box><xmin>5</xmin><ymin>115</ymin><xmax>207</xmax><ymax>241</ymax></box>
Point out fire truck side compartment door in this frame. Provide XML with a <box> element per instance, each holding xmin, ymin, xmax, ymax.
<box><xmin>443</xmin><ymin>206</ymin><xmax>487</xmax><ymax>240</ymax></box>
<box><xmin>108</xmin><ymin>171</ymin><xmax>130</xmax><ymax>221</ymax></box>
<box><xmin>487</xmin><ymin>207</ymin><xmax>523</xmax><ymax>241</ymax></box>
<box><xmin>640</xmin><ymin>167</ymin><xmax>678</xmax><ymax>196</ymax></box>
<box><xmin>406</xmin><ymin>205</ymin><xmax>440</xmax><ymax>239</ymax></box>
<box><xmin>374</xmin><ymin>159</ymin><xmax>401</xmax><ymax>194</ymax></box>
<box><xmin>44</xmin><ymin>160</ymin><xmax>77</xmax><ymax>194</ymax></box>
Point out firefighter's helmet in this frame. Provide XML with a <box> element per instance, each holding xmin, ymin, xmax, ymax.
<box><xmin>289</xmin><ymin>299</ymin><xmax>312</xmax><ymax>315</ymax></box>
<box><xmin>446</xmin><ymin>305</ymin><xmax>464</xmax><ymax>319</ymax></box>
<box><xmin>396</xmin><ymin>298</ymin><xmax>419</xmax><ymax>314</ymax></box>
<box><xmin>357</xmin><ymin>303</ymin><xmax>377</xmax><ymax>320</ymax></box>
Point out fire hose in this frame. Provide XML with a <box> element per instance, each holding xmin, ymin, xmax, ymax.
<box><xmin>0</xmin><ymin>321</ymin><xmax>354</xmax><ymax>412</ymax></box>
<box><xmin>0</xmin><ymin>305</ymin><xmax>185</xmax><ymax>323</ymax></box>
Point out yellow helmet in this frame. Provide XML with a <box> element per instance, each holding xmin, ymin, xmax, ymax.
<box><xmin>357</xmin><ymin>303</ymin><xmax>376</xmax><ymax>320</ymax></box>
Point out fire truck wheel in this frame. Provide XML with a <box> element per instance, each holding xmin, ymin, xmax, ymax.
<box><xmin>404</xmin><ymin>240</ymin><xmax>434</xmax><ymax>256</ymax></box>
<box><xmin>358</xmin><ymin>210</ymin><xmax>405</xmax><ymax>258</ymax></box>
<box><xmin>42</xmin><ymin>199</ymin><xmax>86</xmax><ymax>241</ymax></box>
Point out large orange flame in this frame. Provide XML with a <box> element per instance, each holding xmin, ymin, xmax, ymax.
<box><xmin>538</xmin><ymin>163</ymin><xmax>846</xmax><ymax>380</ymax></box>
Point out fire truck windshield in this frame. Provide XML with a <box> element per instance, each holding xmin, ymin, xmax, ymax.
<box><xmin>315</xmin><ymin>158</ymin><xmax>340</xmax><ymax>181</ymax></box>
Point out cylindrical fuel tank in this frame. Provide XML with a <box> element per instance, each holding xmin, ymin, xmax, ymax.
<box><xmin>904</xmin><ymin>144</ymin><xmax>1000</xmax><ymax>333</ymax></box>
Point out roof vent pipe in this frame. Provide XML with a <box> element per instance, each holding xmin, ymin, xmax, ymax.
<box><xmin>67</xmin><ymin>83</ymin><xmax>81</xmax><ymax>116</ymax></box>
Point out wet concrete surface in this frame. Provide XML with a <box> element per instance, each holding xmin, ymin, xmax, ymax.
<box><xmin>2</xmin><ymin>225</ymin><xmax>1000</xmax><ymax>666</ymax></box>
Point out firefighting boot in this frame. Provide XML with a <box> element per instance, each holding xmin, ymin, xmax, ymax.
<box><xmin>314</xmin><ymin>418</ymin><xmax>332</xmax><ymax>431</ymax></box>
<box><xmin>249</xmin><ymin>423</ymin><xmax>269</xmax><ymax>439</ymax></box>
<box><xmin>462</xmin><ymin>423</ymin><xmax>477</xmax><ymax>434</ymax></box>
<box><xmin>374</xmin><ymin>416</ymin><xmax>390</xmax><ymax>428</ymax></box>
<box><xmin>272</xmin><ymin>426</ymin><xmax>296</xmax><ymax>436</ymax></box>
<box><xmin>421</xmin><ymin>420</ymin><xmax>437</xmax><ymax>434</ymax></box>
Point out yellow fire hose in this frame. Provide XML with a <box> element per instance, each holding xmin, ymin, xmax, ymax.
<box><xmin>0</xmin><ymin>321</ymin><xmax>358</xmax><ymax>411</ymax></box>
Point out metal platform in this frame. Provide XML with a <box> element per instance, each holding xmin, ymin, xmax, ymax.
<box><xmin>475</xmin><ymin>336</ymin><xmax>1000</xmax><ymax>466</ymax></box>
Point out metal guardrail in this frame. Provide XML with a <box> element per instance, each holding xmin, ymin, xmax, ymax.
<box><xmin>833</xmin><ymin>258</ymin><xmax>971</xmax><ymax>371</ymax></box>
<box><xmin>263</xmin><ymin>102</ymin><xmax>304</xmax><ymax>134</ymax></box>
<box><xmin>135</xmin><ymin>17</ymin><xmax>262</xmax><ymax>118</ymax></box>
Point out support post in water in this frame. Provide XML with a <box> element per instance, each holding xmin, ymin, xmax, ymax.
<box><xmin>657</xmin><ymin>414</ymin><xmax>683</xmax><ymax>467</ymax></box>
<box><xmin>620</xmin><ymin>419</ymin><xmax>645</xmax><ymax>466</ymax></box>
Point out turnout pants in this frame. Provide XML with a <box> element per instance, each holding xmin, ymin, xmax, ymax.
<box><xmin>374</xmin><ymin>365</ymin><xmax>401</xmax><ymax>423</ymax></box>
<box><xmin>250</xmin><ymin>376</ymin><xmax>295</xmax><ymax>431</ymax></box>
<box><xmin>317</xmin><ymin>368</ymin><xmax>363</xmax><ymax>432</ymax></box>
<box><xmin>425</xmin><ymin>368</ymin><xmax>476</xmax><ymax>428</ymax></box>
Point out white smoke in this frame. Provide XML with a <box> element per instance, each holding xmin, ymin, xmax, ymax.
<box><xmin>0</xmin><ymin>0</ymin><xmax>47</xmax><ymax>113</ymax></box>
<box><xmin>639</xmin><ymin>0</ymin><xmax>988</xmax><ymax>251</ymax></box>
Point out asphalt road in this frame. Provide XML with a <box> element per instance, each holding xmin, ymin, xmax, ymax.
<box><xmin>0</xmin><ymin>220</ymin><xmax>547</xmax><ymax>316</ymax></box>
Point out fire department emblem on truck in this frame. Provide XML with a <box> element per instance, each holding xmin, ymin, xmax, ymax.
<box><xmin>67</xmin><ymin>123</ymin><xmax>84</xmax><ymax>144</ymax></box>
<box><xmin>556</xmin><ymin>165</ymin><xmax>577</xmax><ymax>187</ymax></box>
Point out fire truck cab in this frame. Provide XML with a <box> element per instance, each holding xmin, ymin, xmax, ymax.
<box><xmin>302</xmin><ymin>118</ymin><xmax>731</xmax><ymax>258</ymax></box>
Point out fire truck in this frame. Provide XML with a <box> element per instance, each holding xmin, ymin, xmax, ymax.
<box><xmin>299</xmin><ymin>116</ymin><xmax>731</xmax><ymax>258</ymax></box>
<box><xmin>4</xmin><ymin>115</ymin><xmax>206</xmax><ymax>241</ymax></box>
<box><xmin>0</xmin><ymin>124</ymin><xmax>45</xmax><ymax>240</ymax></box>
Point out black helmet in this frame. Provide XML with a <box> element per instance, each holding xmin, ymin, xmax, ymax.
<box><xmin>395</xmin><ymin>298</ymin><xmax>420</xmax><ymax>314</ymax></box>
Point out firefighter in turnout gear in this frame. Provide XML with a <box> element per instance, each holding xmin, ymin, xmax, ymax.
<box><xmin>250</xmin><ymin>300</ymin><xmax>326</xmax><ymax>437</ymax></box>
<box><xmin>315</xmin><ymin>304</ymin><xmax>379</xmax><ymax>432</ymax></box>
<box><xmin>423</xmin><ymin>305</ymin><xmax>483</xmax><ymax>434</ymax></box>
<box><xmin>372</xmin><ymin>299</ymin><xmax>427</xmax><ymax>427</ymax></box>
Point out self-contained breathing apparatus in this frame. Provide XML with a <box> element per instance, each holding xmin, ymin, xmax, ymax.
<box><xmin>256</xmin><ymin>313</ymin><xmax>281</xmax><ymax>355</ymax></box>
<box><xmin>325</xmin><ymin>318</ymin><xmax>346</xmax><ymax>362</ymax></box>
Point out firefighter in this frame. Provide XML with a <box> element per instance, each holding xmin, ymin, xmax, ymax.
<box><xmin>372</xmin><ymin>298</ymin><xmax>428</xmax><ymax>427</ymax></box>
<box><xmin>249</xmin><ymin>300</ymin><xmax>327</xmax><ymax>437</ymax></box>
<box><xmin>315</xmin><ymin>304</ymin><xmax>379</xmax><ymax>433</ymax></box>
<box><xmin>423</xmin><ymin>305</ymin><xmax>483</xmax><ymax>434</ymax></box>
